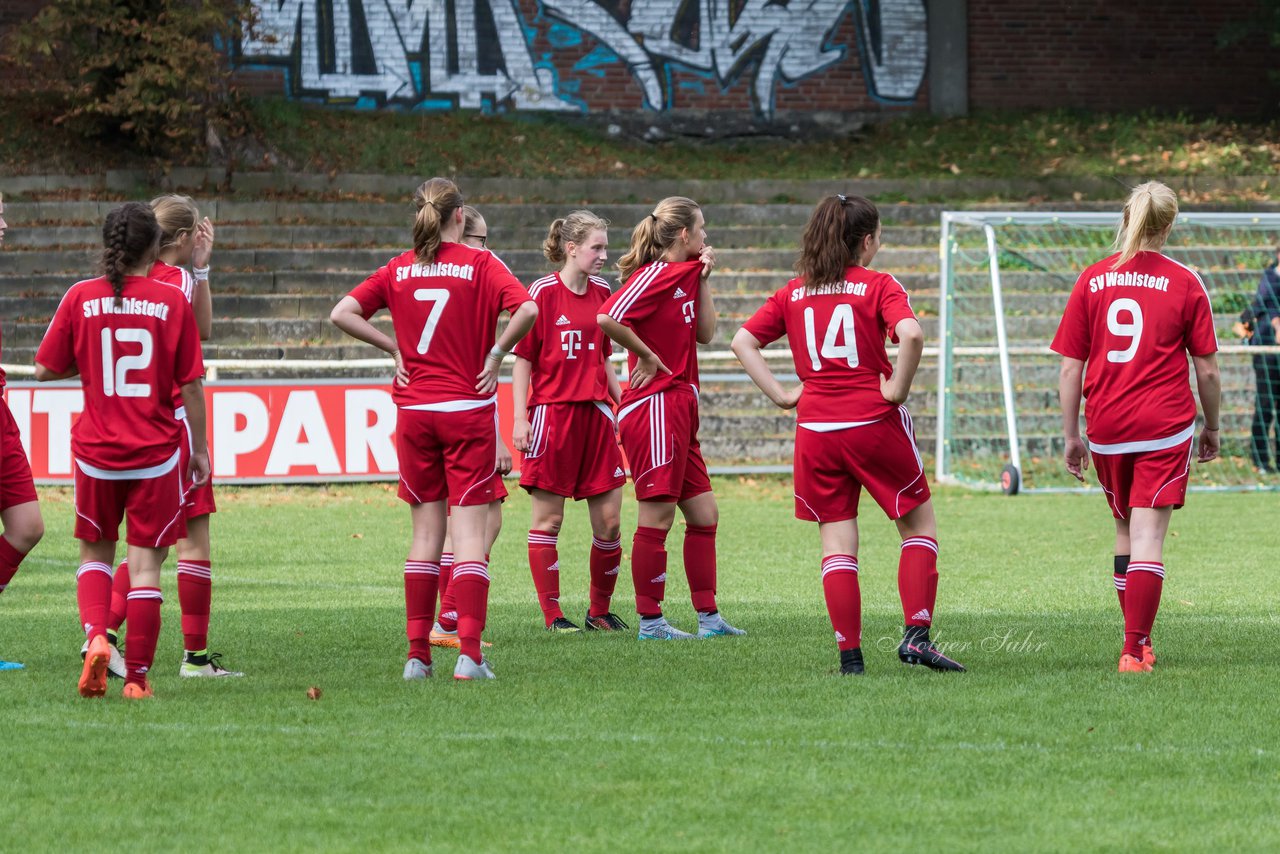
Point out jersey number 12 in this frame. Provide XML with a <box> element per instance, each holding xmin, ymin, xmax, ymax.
<box><xmin>803</xmin><ymin>304</ymin><xmax>859</xmax><ymax>371</ymax></box>
<box><xmin>101</xmin><ymin>328</ymin><xmax>153</xmax><ymax>397</ymax></box>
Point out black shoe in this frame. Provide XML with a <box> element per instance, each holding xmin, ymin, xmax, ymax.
<box><xmin>839</xmin><ymin>648</ymin><xmax>865</xmax><ymax>675</ymax></box>
<box><xmin>898</xmin><ymin>626</ymin><xmax>965</xmax><ymax>672</ymax></box>
<box><xmin>584</xmin><ymin>612</ymin><xmax>629</xmax><ymax>631</ymax></box>
<box><xmin>546</xmin><ymin>617</ymin><xmax>582</xmax><ymax>633</ymax></box>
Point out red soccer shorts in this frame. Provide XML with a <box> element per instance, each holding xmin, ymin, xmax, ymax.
<box><xmin>396</xmin><ymin>405</ymin><xmax>499</xmax><ymax>507</ymax></box>
<box><xmin>617</xmin><ymin>387</ymin><xmax>711</xmax><ymax>503</ymax></box>
<box><xmin>520</xmin><ymin>401</ymin><xmax>626</xmax><ymax>500</ymax></box>
<box><xmin>73</xmin><ymin>452</ymin><xmax>187</xmax><ymax>548</ymax></box>
<box><xmin>0</xmin><ymin>399</ymin><xmax>38</xmax><ymax>511</ymax></box>
<box><xmin>1091</xmin><ymin>435</ymin><xmax>1194</xmax><ymax>520</ymax></box>
<box><xmin>793</xmin><ymin>406</ymin><xmax>931</xmax><ymax>522</ymax></box>
<box><xmin>177</xmin><ymin>406</ymin><xmax>217</xmax><ymax>519</ymax></box>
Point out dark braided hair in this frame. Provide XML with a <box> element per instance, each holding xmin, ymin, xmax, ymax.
<box><xmin>101</xmin><ymin>202</ymin><xmax>160</xmax><ymax>307</ymax></box>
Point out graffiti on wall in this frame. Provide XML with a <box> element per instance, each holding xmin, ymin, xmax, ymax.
<box><xmin>238</xmin><ymin>0</ymin><xmax>927</xmax><ymax>116</ymax></box>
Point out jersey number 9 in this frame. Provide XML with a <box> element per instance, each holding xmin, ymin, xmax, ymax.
<box><xmin>1106</xmin><ymin>298</ymin><xmax>1143</xmax><ymax>364</ymax></box>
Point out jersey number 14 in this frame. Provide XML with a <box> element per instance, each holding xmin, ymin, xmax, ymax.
<box><xmin>803</xmin><ymin>304</ymin><xmax>859</xmax><ymax>371</ymax></box>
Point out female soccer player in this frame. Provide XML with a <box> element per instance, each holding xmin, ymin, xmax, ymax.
<box><xmin>330</xmin><ymin>179</ymin><xmax>536</xmax><ymax>681</ymax></box>
<box><xmin>35</xmin><ymin>202</ymin><xmax>209</xmax><ymax>699</ymax></box>
<box><xmin>512</xmin><ymin>211</ymin><xmax>626</xmax><ymax>632</ymax></box>
<box><xmin>598</xmin><ymin>197</ymin><xmax>743</xmax><ymax>641</ymax></box>
<box><xmin>0</xmin><ymin>191</ymin><xmax>46</xmax><ymax>672</ymax></box>
<box><xmin>1051</xmin><ymin>181</ymin><xmax>1220</xmax><ymax>673</ymax></box>
<box><xmin>732</xmin><ymin>194</ymin><xmax>963</xmax><ymax>675</ymax></box>
<box><xmin>100</xmin><ymin>195</ymin><xmax>241</xmax><ymax>678</ymax></box>
<box><xmin>431</xmin><ymin>206</ymin><xmax>509</xmax><ymax>650</ymax></box>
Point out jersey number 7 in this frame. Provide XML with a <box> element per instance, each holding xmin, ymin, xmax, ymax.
<box><xmin>414</xmin><ymin>288</ymin><xmax>451</xmax><ymax>355</ymax></box>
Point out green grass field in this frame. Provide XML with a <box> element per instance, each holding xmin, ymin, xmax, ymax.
<box><xmin>1</xmin><ymin>479</ymin><xmax>1276</xmax><ymax>851</ymax></box>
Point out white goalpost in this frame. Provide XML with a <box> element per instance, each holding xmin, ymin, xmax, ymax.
<box><xmin>937</xmin><ymin>210</ymin><xmax>1280</xmax><ymax>494</ymax></box>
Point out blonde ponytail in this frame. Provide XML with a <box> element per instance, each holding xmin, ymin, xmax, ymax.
<box><xmin>411</xmin><ymin>178</ymin><xmax>464</xmax><ymax>264</ymax></box>
<box><xmin>617</xmin><ymin>196</ymin><xmax>700</xmax><ymax>282</ymax></box>
<box><xmin>1113</xmin><ymin>181</ymin><xmax>1178</xmax><ymax>269</ymax></box>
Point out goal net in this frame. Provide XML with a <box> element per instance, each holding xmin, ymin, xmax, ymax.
<box><xmin>936</xmin><ymin>211</ymin><xmax>1280</xmax><ymax>493</ymax></box>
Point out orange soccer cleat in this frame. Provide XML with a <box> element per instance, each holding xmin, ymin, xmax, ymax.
<box><xmin>1118</xmin><ymin>653</ymin><xmax>1152</xmax><ymax>673</ymax></box>
<box><xmin>78</xmin><ymin>634</ymin><xmax>112</xmax><ymax>698</ymax></box>
<box><xmin>1142</xmin><ymin>644</ymin><xmax>1156</xmax><ymax>666</ymax></box>
<box><xmin>122</xmin><ymin>680</ymin><xmax>153</xmax><ymax>699</ymax></box>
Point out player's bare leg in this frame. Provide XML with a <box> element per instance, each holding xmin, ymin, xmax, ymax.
<box><xmin>819</xmin><ymin>519</ymin><xmax>864</xmax><ymax>674</ymax></box>
<box><xmin>584</xmin><ymin>488</ymin><xmax>627</xmax><ymax>631</ymax></box>
<box><xmin>450</xmin><ymin>503</ymin><xmax>496</xmax><ymax>679</ymax></box>
<box><xmin>893</xmin><ymin>500</ymin><xmax>963</xmax><ymax>672</ymax></box>
<box><xmin>0</xmin><ymin>500</ymin><xmax>43</xmax><ymax>672</ymax></box>
<box><xmin>1118</xmin><ymin>507</ymin><xmax>1172</xmax><ymax>673</ymax></box>
<box><xmin>528</xmin><ymin>489</ymin><xmax>577</xmax><ymax>632</ymax></box>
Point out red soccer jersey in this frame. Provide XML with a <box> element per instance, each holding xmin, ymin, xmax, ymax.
<box><xmin>150</xmin><ymin>260</ymin><xmax>198</xmax><ymax>410</ymax></box>
<box><xmin>1051</xmin><ymin>251</ymin><xmax>1219</xmax><ymax>446</ymax></box>
<box><xmin>35</xmin><ymin>276</ymin><xmax>204</xmax><ymax>470</ymax></box>
<box><xmin>513</xmin><ymin>273</ymin><xmax>613</xmax><ymax>406</ymax></box>
<box><xmin>1</xmin><ymin>324</ymin><xmax>6</xmax><ymax>389</ymax></box>
<box><xmin>599</xmin><ymin>260</ymin><xmax>702</xmax><ymax>405</ymax></box>
<box><xmin>742</xmin><ymin>267</ymin><xmax>918</xmax><ymax>425</ymax></box>
<box><xmin>348</xmin><ymin>244</ymin><xmax>532</xmax><ymax>407</ymax></box>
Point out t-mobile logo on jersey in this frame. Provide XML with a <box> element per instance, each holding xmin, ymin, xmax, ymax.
<box><xmin>681</xmin><ymin>300</ymin><xmax>695</xmax><ymax>325</ymax></box>
<box><xmin>560</xmin><ymin>328</ymin><xmax>582</xmax><ymax>359</ymax></box>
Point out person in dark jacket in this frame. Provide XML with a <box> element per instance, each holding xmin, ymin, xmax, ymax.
<box><xmin>1234</xmin><ymin>247</ymin><xmax>1280</xmax><ymax>472</ymax></box>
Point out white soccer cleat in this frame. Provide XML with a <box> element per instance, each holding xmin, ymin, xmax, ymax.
<box><xmin>81</xmin><ymin>637</ymin><xmax>127</xmax><ymax>679</ymax></box>
<box><xmin>403</xmin><ymin>658</ymin><xmax>432</xmax><ymax>680</ymax></box>
<box><xmin>697</xmin><ymin>612</ymin><xmax>746</xmax><ymax>639</ymax></box>
<box><xmin>637</xmin><ymin>617</ymin><xmax>696</xmax><ymax>640</ymax></box>
<box><xmin>453</xmin><ymin>654</ymin><xmax>496</xmax><ymax>680</ymax></box>
<box><xmin>179</xmin><ymin>652</ymin><xmax>244</xmax><ymax>678</ymax></box>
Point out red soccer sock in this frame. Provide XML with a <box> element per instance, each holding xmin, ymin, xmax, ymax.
<box><xmin>76</xmin><ymin>561</ymin><xmax>114</xmax><ymax>640</ymax></box>
<box><xmin>588</xmin><ymin>536</ymin><xmax>623</xmax><ymax>617</ymax></box>
<box><xmin>107</xmin><ymin>559</ymin><xmax>130</xmax><ymax>631</ymax></box>
<box><xmin>898</xmin><ymin>536</ymin><xmax>940</xmax><ymax>627</ymax></box>
<box><xmin>176</xmin><ymin>559</ymin><xmax>212</xmax><ymax>653</ymax></box>
<box><xmin>0</xmin><ymin>536</ymin><xmax>26</xmax><ymax>593</ymax></box>
<box><xmin>437</xmin><ymin>553</ymin><xmax>457</xmax><ymax>632</ymax></box>
<box><xmin>821</xmin><ymin>555</ymin><xmax>862</xmax><ymax>651</ymax></box>
<box><xmin>683</xmin><ymin>524</ymin><xmax>718</xmax><ymax>613</ymax></box>
<box><xmin>452</xmin><ymin>561</ymin><xmax>490</xmax><ymax>661</ymax></box>
<box><xmin>1123</xmin><ymin>562</ymin><xmax>1164</xmax><ymax>658</ymax></box>
<box><xmin>631</xmin><ymin>526</ymin><xmax>669</xmax><ymax>616</ymax></box>
<box><xmin>404</xmin><ymin>560</ymin><xmax>440</xmax><ymax>663</ymax></box>
<box><xmin>1113</xmin><ymin>554</ymin><xmax>1129</xmax><ymax>615</ymax></box>
<box><xmin>527</xmin><ymin>530</ymin><xmax>563</xmax><ymax>625</ymax></box>
<box><xmin>123</xmin><ymin>586</ymin><xmax>163</xmax><ymax>686</ymax></box>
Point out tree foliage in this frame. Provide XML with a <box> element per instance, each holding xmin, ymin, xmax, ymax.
<box><xmin>7</xmin><ymin>0</ymin><xmax>256</xmax><ymax>157</ymax></box>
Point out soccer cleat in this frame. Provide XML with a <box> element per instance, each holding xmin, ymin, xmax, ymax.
<box><xmin>80</xmin><ymin>636</ymin><xmax>127</xmax><ymax>680</ymax></box>
<box><xmin>584</xmin><ymin>612</ymin><xmax>630</xmax><ymax>632</ymax></box>
<box><xmin>546</xmin><ymin>617</ymin><xmax>581</xmax><ymax>633</ymax></box>
<box><xmin>403</xmin><ymin>658</ymin><xmax>432</xmax><ymax>680</ymax></box>
<box><xmin>453</xmin><ymin>654</ymin><xmax>496</xmax><ymax>681</ymax></box>
<box><xmin>0</xmin><ymin>659</ymin><xmax>23</xmax><ymax>671</ymax></box>
<box><xmin>430</xmin><ymin>622</ymin><xmax>492</xmax><ymax>649</ymax></box>
<box><xmin>898</xmin><ymin>627</ymin><xmax>966</xmax><ymax>672</ymax></box>
<box><xmin>839</xmin><ymin>648</ymin><xmax>865</xmax><ymax>676</ymax></box>
<box><xmin>637</xmin><ymin>617</ymin><xmax>695</xmax><ymax>640</ymax></box>
<box><xmin>1142</xmin><ymin>643</ymin><xmax>1156</xmax><ymax>666</ymax></box>
<box><xmin>78</xmin><ymin>634</ymin><xmax>112</xmax><ymax>698</ymax></box>
<box><xmin>122</xmin><ymin>680</ymin><xmax>153</xmax><ymax>699</ymax></box>
<box><xmin>1118</xmin><ymin>653</ymin><xmax>1152</xmax><ymax>673</ymax></box>
<box><xmin>697</xmin><ymin>612</ymin><xmax>746</xmax><ymax>639</ymax></box>
<box><xmin>180</xmin><ymin>651</ymin><xmax>244</xmax><ymax>678</ymax></box>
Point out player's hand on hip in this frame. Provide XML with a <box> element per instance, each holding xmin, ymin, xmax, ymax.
<box><xmin>475</xmin><ymin>355</ymin><xmax>502</xmax><ymax>395</ymax></box>
<box><xmin>513</xmin><ymin>418</ymin><xmax>532</xmax><ymax>453</ymax></box>
<box><xmin>391</xmin><ymin>350</ymin><xmax>409</xmax><ymax>387</ymax></box>
<box><xmin>777</xmin><ymin>383</ymin><xmax>803</xmax><ymax>410</ymax></box>
<box><xmin>1198</xmin><ymin>427</ymin><xmax>1220</xmax><ymax>462</ymax></box>
<box><xmin>189</xmin><ymin>451</ymin><xmax>211</xmax><ymax>488</ymax></box>
<box><xmin>879</xmin><ymin>372</ymin><xmax>908</xmax><ymax>404</ymax></box>
<box><xmin>1063</xmin><ymin>436</ymin><xmax>1089</xmax><ymax>481</ymax></box>
<box><xmin>629</xmin><ymin>352</ymin><xmax>671</xmax><ymax>390</ymax></box>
